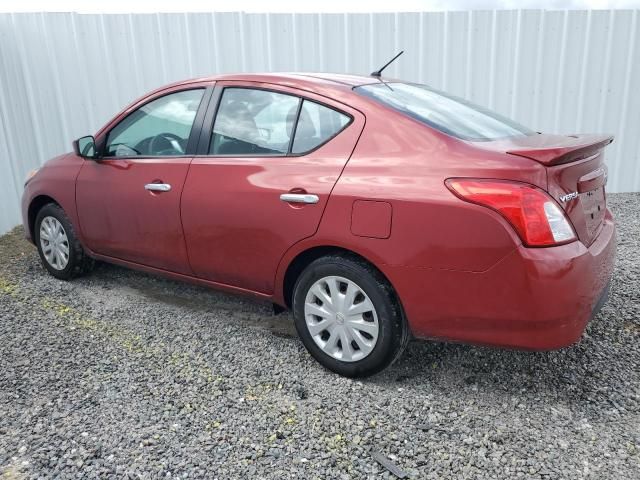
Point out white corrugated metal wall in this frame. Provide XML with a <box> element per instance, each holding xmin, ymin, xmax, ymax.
<box><xmin>1</xmin><ymin>10</ymin><xmax>639</xmax><ymax>234</ymax></box>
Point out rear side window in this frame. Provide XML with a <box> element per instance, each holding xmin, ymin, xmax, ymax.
<box><xmin>105</xmin><ymin>89</ymin><xmax>204</xmax><ymax>157</ymax></box>
<box><xmin>210</xmin><ymin>88</ymin><xmax>299</xmax><ymax>155</ymax></box>
<box><xmin>355</xmin><ymin>82</ymin><xmax>535</xmax><ymax>142</ymax></box>
<box><xmin>291</xmin><ymin>100</ymin><xmax>350</xmax><ymax>154</ymax></box>
<box><xmin>209</xmin><ymin>88</ymin><xmax>351</xmax><ymax>156</ymax></box>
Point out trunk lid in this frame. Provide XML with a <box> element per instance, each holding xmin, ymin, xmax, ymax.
<box><xmin>474</xmin><ymin>133</ymin><xmax>613</xmax><ymax>246</ymax></box>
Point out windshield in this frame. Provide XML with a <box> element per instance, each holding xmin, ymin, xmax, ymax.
<box><xmin>355</xmin><ymin>82</ymin><xmax>535</xmax><ymax>141</ymax></box>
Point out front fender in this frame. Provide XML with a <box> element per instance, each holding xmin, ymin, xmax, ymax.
<box><xmin>21</xmin><ymin>153</ymin><xmax>84</xmax><ymax>243</ymax></box>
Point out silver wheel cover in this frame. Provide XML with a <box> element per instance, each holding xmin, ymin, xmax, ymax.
<box><xmin>304</xmin><ymin>275</ymin><xmax>380</xmax><ymax>362</ymax></box>
<box><xmin>39</xmin><ymin>216</ymin><xmax>70</xmax><ymax>270</ymax></box>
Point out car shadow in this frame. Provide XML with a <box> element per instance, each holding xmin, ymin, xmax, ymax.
<box><xmin>372</xmin><ymin>307</ymin><xmax>629</xmax><ymax>421</ymax></box>
<box><xmin>82</xmin><ymin>261</ymin><xmax>629</xmax><ymax>419</ymax></box>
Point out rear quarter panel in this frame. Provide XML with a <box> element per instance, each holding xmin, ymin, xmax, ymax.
<box><xmin>274</xmin><ymin>103</ymin><xmax>548</xmax><ymax>332</ymax></box>
<box><xmin>295</xmin><ymin>105</ymin><xmax>548</xmax><ymax>270</ymax></box>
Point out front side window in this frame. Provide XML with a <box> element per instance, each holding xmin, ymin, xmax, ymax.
<box><xmin>355</xmin><ymin>83</ymin><xmax>535</xmax><ymax>142</ymax></box>
<box><xmin>210</xmin><ymin>88</ymin><xmax>300</xmax><ymax>155</ymax></box>
<box><xmin>105</xmin><ymin>89</ymin><xmax>204</xmax><ymax>157</ymax></box>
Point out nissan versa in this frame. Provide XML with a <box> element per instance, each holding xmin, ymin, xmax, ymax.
<box><xmin>22</xmin><ymin>72</ymin><xmax>616</xmax><ymax>377</ymax></box>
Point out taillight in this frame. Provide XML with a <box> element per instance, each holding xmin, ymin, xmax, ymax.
<box><xmin>445</xmin><ymin>178</ymin><xmax>576</xmax><ymax>247</ymax></box>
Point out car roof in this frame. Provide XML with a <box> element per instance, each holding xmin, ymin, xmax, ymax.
<box><xmin>168</xmin><ymin>72</ymin><xmax>380</xmax><ymax>96</ymax></box>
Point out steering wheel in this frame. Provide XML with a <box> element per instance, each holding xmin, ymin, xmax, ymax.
<box><xmin>149</xmin><ymin>132</ymin><xmax>185</xmax><ymax>155</ymax></box>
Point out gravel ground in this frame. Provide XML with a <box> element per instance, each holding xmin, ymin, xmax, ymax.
<box><xmin>1</xmin><ymin>193</ymin><xmax>639</xmax><ymax>480</ymax></box>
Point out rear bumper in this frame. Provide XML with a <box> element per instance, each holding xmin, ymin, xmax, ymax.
<box><xmin>387</xmin><ymin>210</ymin><xmax>616</xmax><ymax>350</ymax></box>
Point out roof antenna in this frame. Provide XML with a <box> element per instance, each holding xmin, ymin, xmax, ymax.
<box><xmin>371</xmin><ymin>50</ymin><xmax>404</xmax><ymax>77</ymax></box>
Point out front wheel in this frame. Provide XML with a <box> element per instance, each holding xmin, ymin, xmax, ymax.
<box><xmin>292</xmin><ymin>255</ymin><xmax>408</xmax><ymax>377</ymax></box>
<box><xmin>34</xmin><ymin>203</ymin><xmax>94</xmax><ymax>280</ymax></box>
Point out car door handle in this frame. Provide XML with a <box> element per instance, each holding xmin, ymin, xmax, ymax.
<box><xmin>280</xmin><ymin>193</ymin><xmax>319</xmax><ymax>204</ymax></box>
<box><xmin>144</xmin><ymin>183</ymin><xmax>171</xmax><ymax>192</ymax></box>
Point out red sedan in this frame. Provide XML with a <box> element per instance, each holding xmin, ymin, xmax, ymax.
<box><xmin>21</xmin><ymin>73</ymin><xmax>616</xmax><ymax>377</ymax></box>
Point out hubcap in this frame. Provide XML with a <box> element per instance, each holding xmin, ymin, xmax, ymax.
<box><xmin>304</xmin><ymin>276</ymin><xmax>379</xmax><ymax>362</ymax></box>
<box><xmin>39</xmin><ymin>216</ymin><xmax>69</xmax><ymax>270</ymax></box>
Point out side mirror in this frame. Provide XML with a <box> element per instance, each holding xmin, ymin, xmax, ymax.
<box><xmin>73</xmin><ymin>135</ymin><xmax>97</xmax><ymax>159</ymax></box>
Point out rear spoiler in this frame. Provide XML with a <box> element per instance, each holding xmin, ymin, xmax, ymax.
<box><xmin>506</xmin><ymin>134</ymin><xmax>614</xmax><ymax>166</ymax></box>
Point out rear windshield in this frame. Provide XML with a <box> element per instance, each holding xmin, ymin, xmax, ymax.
<box><xmin>355</xmin><ymin>82</ymin><xmax>535</xmax><ymax>141</ymax></box>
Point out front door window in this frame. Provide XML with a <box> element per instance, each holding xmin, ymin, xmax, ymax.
<box><xmin>105</xmin><ymin>89</ymin><xmax>205</xmax><ymax>157</ymax></box>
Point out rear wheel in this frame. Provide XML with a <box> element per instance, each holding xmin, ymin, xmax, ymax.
<box><xmin>292</xmin><ymin>255</ymin><xmax>408</xmax><ymax>377</ymax></box>
<box><xmin>35</xmin><ymin>203</ymin><xmax>94</xmax><ymax>280</ymax></box>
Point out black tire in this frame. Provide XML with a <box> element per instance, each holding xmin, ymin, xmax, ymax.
<box><xmin>292</xmin><ymin>254</ymin><xmax>409</xmax><ymax>377</ymax></box>
<box><xmin>34</xmin><ymin>203</ymin><xmax>94</xmax><ymax>280</ymax></box>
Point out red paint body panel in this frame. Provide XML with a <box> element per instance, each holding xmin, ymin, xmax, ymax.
<box><xmin>385</xmin><ymin>211</ymin><xmax>615</xmax><ymax>349</ymax></box>
<box><xmin>22</xmin><ymin>72</ymin><xmax>617</xmax><ymax>353</ymax></box>
<box><xmin>76</xmin><ymin>158</ymin><xmax>193</xmax><ymax>274</ymax></box>
<box><xmin>21</xmin><ymin>153</ymin><xmax>83</xmax><ymax>242</ymax></box>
